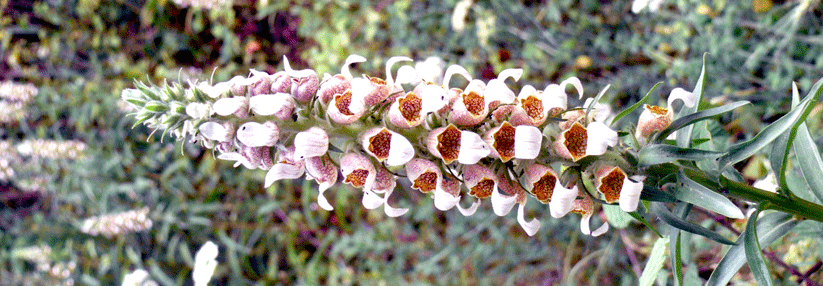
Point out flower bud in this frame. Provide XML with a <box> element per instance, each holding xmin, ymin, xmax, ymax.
<box><xmin>248</xmin><ymin>70</ymin><xmax>273</xmax><ymax>96</ymax></box>
<box><xmin>249</xmin><ymin>93</ymin><xmax>295</xmax><ymax>121</ymax></box>
<box><xmin>293</xmin><ymin>127</ymin><xmax>329</xmax><ymax>159</ymax></box>
<box><xmin>212</xmin><ymin>97</ymin><xmax>249</xmax><ymax>117</ymax></box>
<box><xmin>264</xmin><ymin>146</ymin><xmax>305</xmax><ymax>188</ymax></box>
<box><xmin>198</xmin><ymin>121</ymin><xmax>234</xmax><ymax>142</ymax></box>
<box><xmin>635</xmin><ymin>88</ymin><xmax>696</xmax><ymax>142</ymax></box>
<box><xmin>282</xmin><ymin>56</ymin><xmax>319</xmax><ymax>103</ymax></box>
<box><xmin>269</xmin><ymin>71</ymin><xmax>292</xmax><ymax>94</ymax></box>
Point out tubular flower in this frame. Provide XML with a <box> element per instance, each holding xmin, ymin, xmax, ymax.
<box><xmin>553</xmin><ymin>122</ymin><xmax>618</xmax><ymax>162</ymax></box>
<box><xmin>594</xmin><ymin>166</ymin><xmax>645</xmax><ymax>212</ymax></box>
<box><xmin>293</xmin><ymin>127</ymin><xmax>329</xmax><ymax>159</ymax></box>
<box><xmin>317</xmin><ymin>54</ymin><xmax>365</xmax><ymax>103</ymax></box>
<box><xmin>462</xmin><ymin>164</ymin><xmax>498</xmax><ymax>200</ymax></box>
<box><xmin>212</xmin><ymin>96</ymin><xmax>249</xmax><ymax>117</ymax></box>
<box><xmin>448</xmin><ymin>79</ymin><xmax>489</xmax><ymax>126</ymax></box>
<box><xmin>264</xmin><ymin>146</ymin><xmax>305</xmax><ymax>188</ymax></box>
<box><xmin>236</xmin><ymin>121</ymin><xmax>279</xmax><ymax>147</ymax></box>
<box><xmin>327</xmin><ymin>90</ymin><xmax>367</xmax><ymax>124</ymax></box>
<box><xmin>304</xmin><ymin>155</ymin><xmax>339</xmax><ymax>211</ymax></box>
<box><xmin>388</xmin><ymin>92</ymin><xmax>427</xmax><ymax>128</ymax></box>
<box><xmin>340</xmin><ymin>153</ymin><xmax>377</xmax><ymax>191</ymax></box>
<box><xmin>248</xmin><ymin>69</ymin><xmax>275</xmax><ymax>96</ymax></box>
<box><xmin>361</xmin><ymin>166</ymin><xmax>406</xmax><ymax>217</ymax></box>
<box><xmin>499</xmin><ymin>173</ymin><xmax>541</xmax><ymax>236</ymax></box>
<box><xmin>283</xmin><ymin>56</ymin><xmax>319</xmax><ymax>103</ymax></box>
<box><xmin>405</xmin><ymin>158</ymin><xmax>441</xmax><ymax>193</ymax></box>
<box><xmin>523</xmin><ymin>164</ymin><xmax>561</xmax><ymax>204</ymax></box>
<box><xmin>635</xmin><ymin>88</ymin><xmax>697</xmax><ymax>142</ymax></box>
<box><xmin>193</xmin><ymin>241</ymin><xmax>218</xmax><ymax>286</ymax></box>
<box><xmin>484</xmin><ymin>68</ymin><xmax>523</xmax><ymax>105</ymax></box>
<box><xmin>351</xmin><ymin>56</ymin><xmax>412</xmax><ymax>106</ymax></box>
<box><xmin>249</xmin><ymin>93</ymin><xmax>295</xmax><ymax>120</ymax></box>
<box><xmin>198</xmin><ymin>121</ymin><xmax>235</xmax><ymax>142</ymax></box>
<box><xmin>435</xmin><ymin>172</ymin><xmax>482</xmax><ymax>216</ymax></box>
<box><xmin>361</xmin><ymin>128</ymin><xmax>415</xmax><ymax>166</ymax></box>
<box><xmin>570</xmin><ymin>195</ymin><xmax>609</xmax><ymax>237</ymax></box>
<box><xmin>483</xmin><ymin>122</ymin><xmax>543</xmax><ymax>161</ymax></box>
<box><xmin>268</xmin><ymin>71</ymin><xmax>293</xmax><ymax>94</ymax></box>
<box><xmin>426</xmin><ymin>124</ymin><xmax>490</xmax><ymax>164</ymax></box>
<box><xmin>549</xmin><ymin>183</ymin><xmax>581</xmax><ymax>219</ymax></box>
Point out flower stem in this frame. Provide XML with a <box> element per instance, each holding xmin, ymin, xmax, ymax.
<box><xmin>683</xmin><ymin>168</ymin><xmax>823</xmax><ymax>222</ymax></box>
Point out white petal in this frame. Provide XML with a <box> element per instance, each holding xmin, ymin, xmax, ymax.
<box><xmin>517</xmin><ymin>85</ymin><xmax>537</xmax><ymax>99</ymax></box>
<box><xmin>457</xmin><ymin>131</ymin><xmax>491</xmax><ymax>164</ymax></box>
<box><xmin>580</xmin><ymin>214</ymin><xmax>609</xmax><ymax>237</ymax></box>
<box><xmin>193</xmin><ymin>241</ymin><xmax>218</xmax><ymax>286</ymax></box>
<box><xmin>382</xmin><ymin>188</ymin><xmax>409</xmax><ymax>217</ymax></box>
<box><xmin>433</xmin><ymin>188</ymin><xmax>460</xmax><ymax>211</ymax></box>
<box><xmin>632</xmin><ymin>0</ymin><xmax>649</xmax><ymax>13</ymax></box>
<box><xmin>585</xmin><ymin>122</ymin><xmax>618</xmax><ymax>156</ymax></box>
<box><xmin>264</xmin><ymin>163</ymin><xmax>305</xmax><ymax>188</ymax></box>
<box><xmin>517</xmin><ymin>202</ymin><xmax>541</xmax><ymax>236</ymax></box>
<box><xmin>341</xmin><ymin>54</ymin><xmax>367</xmax><ymax>79</ymax></box>
<box><xmin>442</xmin><ymin>65</ymin><xmax>472</xmax><ymax>89</ymax></box>
<box><xmin>122</xmin><ymin>269</ymin><xmax>149</xmax><ymax>286</ymax></box>
<box><xmin>667</xmin><ymin>87</ymin><xmax>696</xmax><ymax>110</ymax></box>
<box><xmin>619</xmin><ymin>177</ymin><xmax>645</xmax><ymax>212</ymax></box>
<box><xmin>282</xmin><ymin>55</ymin><xmax>316</xmax><ymax>78</ymax></box>
<box><xmin>236</xmin><ymin>122</ymin><xmax>277</xmax><ymax>147</ymax></box>
<box><xmin>560</xmin><ymin>77</ymin><xmax>584</xmax><ymax>100</ymax></box>
<box><xmin>362</xmin><ymin>190</ymin><xmax>384</xmax><ymax>210</ymax></box>
<box><xmin>294</xmin><ymin>127</ymin><xmax>329</xmax><ymax>159</ymax></box>
<box><xmin>386</xmin><ymin>133</ymin><xmax>416</xmax><ymax>166</ymax></box>
<box><xmin>550</xmin><ymin>184</ymin><xmax>578</xmax><ymax>218</ymax></box>
<box><xmin>457</xmin><ymin>199</ymin><xmax>481</xmax><ymax>216</ymax></box>
<box><xmin>484</xmin><ymin>79</ymin><xmax>516</xmax><ymax>104</ymax></box>
<box><xmin>249</xmin><ymin>93</ymin><xmax>293</xmax><ymax>116</ymax></box>
<box><xmin>217</xmin><ymin>152</ymin><xmax>253</xmax><ymax>169</ymax></box>
<box><xmin>583</xmin><ymin>98</ymin><xmax>611</xmax><ymax>122</ymax></box>
<box><xmin>419</xmin><ymin>85</ymin><xmax>448</xmax><ymax>113</ymax></box>
<box><xmin>491</xmin><ymin>187</ymin><xmax>517</xmax><ymax>216</ymax></box>
<box><xmin>543</xmin><ymin>84</ymin><xmax>568</xmax><ymax>110</ymax></box>
<box><xmin>498</xmin><ymin>68</ymin><xmax>523</xmax><ymax>82</ymax></box>
<box><xmin>318</xmin><ymin>182</ymin><xmax>334</xmax><ymax>211</ymax></box>
<box><xmin>385</xmin><ymin>56</ymin><xmax>413</xmax><ymax>85</ymax></box>
<box><xmin>394</xmin><ymin>65</ymin><xmax>421</xmax><ymax>86</ymax></box>
<box><xmin>199</xmin><ymin>122</ymin><xmax>230</xmax><ymax>142</ymax></box>
<box><xmin>514</xmin><ymin>125</ymin><xmax>542</xmax><ymax>159</ymax></box>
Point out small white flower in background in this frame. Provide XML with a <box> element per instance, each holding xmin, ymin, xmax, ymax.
<box><xmin>193</xmin><ymin>241</ymin><xmax>218</xmax><ymax>286</ymax></box>
<box><xmin>632</xmin><ymin>0</ymin><xmax>665</xmax><ymax>13</ymax></box>
<box><xmin>122</xmin><ymin>269</ymin><xmax>154</xmax><ymax>286</ymax></box>
<box><xmin>753</xmin><ymin>172</ymin><xmax>778</xmax><ymax>193</ymax></box>
<box><xmin>80</xmin><ymin>207</ymin><xmax>153</xmax><ymax>237</ymax></box>
<box><xmin>451</xmin><ymin>0</ymin><xmax>473</xmax><ymax>32</ymax></box>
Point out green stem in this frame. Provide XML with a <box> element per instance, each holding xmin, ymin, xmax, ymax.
<box><xmin>682</xmin><ymin>168</ymin><xmax>823</xmax><ymax>223</ymax></box>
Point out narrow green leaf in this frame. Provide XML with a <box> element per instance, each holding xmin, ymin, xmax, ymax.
<box><xmin>744</xmin><ymin>208</ymin><xmax>774</xmax><ymax>286</ymax></box>
<box><xmin>671</xmin><ymin>231</ymin><xmax>683</xmax><ymax>286</ymax></box>
<box><xmin>610</xmin><ymin>82</ymin><xmax>661</xmax><ymax>126</ymax></box>
<box><xmin>143</xmin><ymin>101</ymin><xmax>169</xmax><ymax>113</ymax></box>
<box><xmin>603</xmin><ymin>204</ymin><xmax>633</xmax><ymax>229</ymax></box>
<box><xmin>650</xmin><ymin>202</ymin><xmax>735</xmax><ymax>245</ymax></box>
<box><xmin>586</xmin><ymin>84</ymin><xmax>610</xmax><ymax>122</ymax></box>
<box><xmin>628</xmin><ymin>212</ymin><xmax>663</xmax><ymax>238</ymax></box>
<box><xmin>794</xmin><ymin>123</ymin><xmax>823</xmax><ymax>203</ymax></box>
<box><xmin>654</xmin><ymin>101</ymin><xmax>751</xmax><ymax>143</ymax></box>
<box><xmin>676</xmin><ymin>54</ymin><xmax>707</xmax><ymax>148</ymax></box>
<box><xmin>639</xmin><ymin>236</ymin><xmax>669</xmax><ymax>286</ymax></box>
<box><xmin>770</xmin><ymin>83</ymin><xmax>802</xmax><ymax>195</ymax></box>
<box><xmin>638</xmin><ymin>144</ymin><xmax>723</xmax><ymax>167</ymax></box>
<box><xmin>719</xmin><ymin>78</ymin><xmax>823</xmax><ymax>167</ymax></box>
<box><xmin>676</xmin><ymin>172</ymin><xmax>745</xmax><ymax>219</ymax></box>
<box><xmin>706</xmin><ymin>213</ymin><xmax>797</xmax><ymax>286</ymax></box>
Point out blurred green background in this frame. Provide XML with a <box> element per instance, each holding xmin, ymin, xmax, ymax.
<box><xmin>2</xmin><ymin>0</ymin><xmax>823</xmax><ymax>285</ymax></box>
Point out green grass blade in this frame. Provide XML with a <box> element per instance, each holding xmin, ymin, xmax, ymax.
<box><xmin>676</xmin><ymin>54</ymin><xmax>707</xmax><ymax>148</ymax></box>
<box><xmin>610</xmin><ymin>82</ymin><xmax>661</xmax><ymax>126</ymax></box>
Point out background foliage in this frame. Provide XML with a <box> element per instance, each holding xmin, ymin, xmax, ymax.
<box><xmin>2</xmin><ymin>0</ymin><xmax>823</xmax><ymax>284</ymax></box>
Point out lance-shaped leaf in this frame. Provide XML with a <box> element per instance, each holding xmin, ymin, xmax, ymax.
<box><xmin>676</xmin><ymin>172</ymin><xmax>744</xmax><ymax>219</ymax></box>
<box><xmin>650</xmin><ymin>202</ymin><xmax>735</xmax><ymax>245</ymax></box>
<box><xmin>719</xmin><ymin>77</ymin><xmax>823</xmax><ymax>168</ymax></box>
<box><xmin>639</xmin><ymin>236</ymin><xmax>669</xmax><ymax>286</ymax></box>
<box><xmin>769</xmin><ymin>83</ymin><xmax>802</xmax><ymax>195</ymax></box>
<box><xmin>610</xmin><ymin>82</ymin><xmax>660</xmax><ymax>126</ymax></box>
<box><xmin>744</xmin><ymin>207</ymin><xmax>774</xmax><ymax>286</ymax></box>
<box><xmin>675</xmin><ymin>54</ymin><xmax>707</xmax><ymax>148</ymax></box>
<box><xmin>638</xmin><ymin>144</ymin><xmax>723</xmax><ymax>167</ymax></box>
<box><xmin>706</xmin><ymin>213</ymin><xmax>797</xmax><ymax>286</ymax></box>
<box><xmin>794</xmin><ymin>123</ymin><xmax>823</xmax><ymax>203</ymax></box>
<box><xmin>653</xmin><ymin>101</ymin><xmax>751</xmax><ymax>143</ymax></box>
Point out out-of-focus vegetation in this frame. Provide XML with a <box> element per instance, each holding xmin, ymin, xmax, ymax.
<box><xmin>2</xmin><ymin>0</ymin><xmax>823</xmax><ymax>285</ymax></box>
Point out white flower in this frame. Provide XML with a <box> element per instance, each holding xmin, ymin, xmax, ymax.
<box><xmin>491</xmin><ymin>186</ymin><xmax>517</xmax><ymax>216</ymax></box>
<box><xmin>122</xmin><ymin>269</ymin><xmax>150</xmax><ymax>286</ymax></box>
<box><xmin>514</xmin><ymin>125</ymin><xmax>542</xmax><ymax>159</ymax></box>
<box><xmin>361</xmin><ymin>128</ymin><xmax>415</xmax><ymax>166</ymax></box>
<box><xmin>293</xmin><ymin>127</ymin><xmax>329</xmax><ymax>159</ymax></box>
<box><xmin>753</xmin><ymin>172</ymin><xmax>778</xmax><ymax>193</ymax></box>
<box><xmin>635</xmin><ymin>87</ymin><xmax>696</xmax><ymax>141</ymax></box>
<box><xmin>248</xmin><ymin>93</ymin><xmax>295</xmax><ymax>118</ymax></box>
<box><xmin>483</xmin><ymin>68</ymin><xmax>522</xmax><ymax>104</ymax></box>
<box><xmin>198</xmin><ymin>122</ymin><xmax>233</xmax><ymax>142</ymax></box>
<box><xmin>554</xmin><ymin>122</ymin><xmax>618</xmax><ymax>162</ymax></box>
<box><xmin>264</xmin><ymin>147</ymin><xmax>305</xmax><ymax>188</ymax></box>
<box><xmin>236</xmin><ymin>122</ymin><xmax>279</xmax><ymax>147</ymax></box>
<box><xmin>458</xmin><ymin>130</ymin><xmax>491</xmax><ymax>164</ymax></box>
<box><xmin>361</xmin><ymin>188</ymin><xmax>409</xmax><ymax>217</ymax></box>
<box><xmin>212</xmin><ymin>97</ymin><xmax>248</xmax><ymax>116</ymax></box>
<box><xmin>632</xmin><ymin>0</ymin><xmax>665</xmax><ymax>13</ymax></box>
<box><xmin>193</xmin><ymin>241</ymin><xmax>218</xmax><ymax>286</ymax></box>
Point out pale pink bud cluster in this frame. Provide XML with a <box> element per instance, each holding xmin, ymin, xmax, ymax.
<box><xmin>0</xmin><ymin>81</ymin><xmax>37</xmax><ymax>124</ymax></box>
<box><xmin>80</xmin><ymin>207</ymin><xmax>153</xmax><ymax>237</ymax></box>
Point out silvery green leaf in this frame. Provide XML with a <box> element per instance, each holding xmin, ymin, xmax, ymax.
<box><xmin>676</xmin><ymin>172</ymin><xmax>745</xmax><ymax>219</ymax></box>
<box><xmin>638</xmin><ymin>144</ymin><xmax>723</xmax><ymax>167</ymax></box>
<box><xmin>650</xmin><ymin>202</ymin><xmax>735</xmax><ymax>245</ymax></box>
<box><xmin>744</xmin><ymin>208</ymin><xmax>774</xmax><ymax>286</ymax></box>
<box><xmin>639</xmin><ymin>236</ymin><xmax>669</xmax><ymax>286</ymax></box>
<box><xmin>654</xmin><ymin>101</ymin><xmax>750</xmax><ymax>143</ymax></box>
<box><xmin>676</xmin><ymin>54</ymin><xmax>707</xmax><ymax>148</ymax></box>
